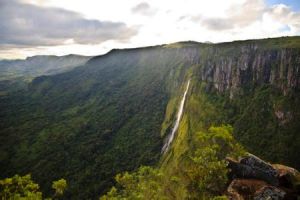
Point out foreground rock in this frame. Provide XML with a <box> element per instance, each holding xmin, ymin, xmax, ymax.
<box><xmin>226</xmin><ymin>155</ymin><xmax>279</xmax><ymax>186</ymax></box>
<box><xmin>273</xmin><ymin>164</ymin><xmax>300</xmax><ymax>193</ymax></box>
<box><xmin>226</xmin><ymin>154</ymin><xmax>300</xmax><ymax>200</ymax></box>
<box><xmin>226</xmin><ymin>179</ymin><xmax>285</xmax><ymax>200</ymax></box>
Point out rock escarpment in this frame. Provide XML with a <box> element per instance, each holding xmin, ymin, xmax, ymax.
<box><xmin>193</xmin><ymin>39</ymin><xmax>300</xmax><ymax>169</ymax></box>
<box><xmin>226</xmin><ymin>154</ymin><xmax>300</xmax><ymax>199</ymax></box>
<box><xmin>198</xmin><ymin>46</ymin><xmax>300</xmax><ymax>97</ymax></box>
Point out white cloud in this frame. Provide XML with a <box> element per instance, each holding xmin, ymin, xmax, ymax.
<box><xmin>0</xmin><ymin>0</ymin><xmax>138</xmax><ymax>47</ymax></box>
<box><xmin>1</xmin><ymin>0</ymin><xmax>299</xmax><ymax>59</ymax></box>
<box><xmin>131</xmin><ymin>2</ymin><xmax>157</xmax><ymax>16</ymax></box>
<box><xmin>265</xmin><ymin>4</ymin><xmax>300</xmax><ymax>34</ymax></box>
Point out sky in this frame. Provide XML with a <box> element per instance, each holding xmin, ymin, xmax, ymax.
<box><xmin>0</xmin><ymin>0</ymin><xmax>299</xmax><ymax>59</ymax></box>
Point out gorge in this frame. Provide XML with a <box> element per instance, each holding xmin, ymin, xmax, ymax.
<box><xmin>0</xmin><ymin>36</ymin><xmax>300</xmax><ymax>199</ymax></box>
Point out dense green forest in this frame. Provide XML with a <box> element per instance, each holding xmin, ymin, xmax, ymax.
<box><xmin>100</xmin><ymin>125</ymin><xmax>244</xmax><ymax>199</ymax></box>
<box><xmin>0</xmin><ymin>55</ymin><xmax>90</xmax><ymax>81</ymax></box>
<box><xmin>0</xmin><ymin>174</ymin><xmax>67</xmax><ymax>199</ymax></box>
<box><xmin>1</xmin><ymin>36</ymin><xmax>300</xmax><ymax>199</ymax></box>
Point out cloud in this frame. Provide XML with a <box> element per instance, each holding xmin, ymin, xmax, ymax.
<box><xmin>131</xmin><ymin>2</ymin><xmax>157</xmax><ymax>16</ymax></box>
<box><xmin>190</xmin><ymin>0</ymin><xmax>265</xmax><ymax>31</ymax></box>
<box><xmin>0</xmin><ymin>0</ymin><xmax>138</xmax><ymax>47</ymax></box>
<box><xmin>187</xmin><ymin>0</ymin><xmax>300</xmax><ymax>34</ymax></box>
<box><xmin>265</xmin><ymin>4</ymin><xmax>300</xmax><ymax>34</ymax></box>
<box><xmin>192</xmin><ymin>16</ymin><xmax>233</xmax><ymax>30</ymax></box>
<box><xmin>1</xmin><ymin>0</ymin><xmax>300</xmax><ymax>59</ymax></box>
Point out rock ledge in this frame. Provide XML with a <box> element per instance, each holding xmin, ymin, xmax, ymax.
<box><xmin>226</xmin><ymin>154</ymin><xmax>300</xmax><ymax>200</ymax></box>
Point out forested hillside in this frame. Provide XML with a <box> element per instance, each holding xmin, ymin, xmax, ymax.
<box><xmin>0</xmin><ymin>36</ymin><xmax>300</xmax><ymax>199</ymax></box>
<box><xmin>0</xmin><ymin>55</ymin><xmax>90</xmax><ymax>81</ymax></box>
<box><xmin>0</xmin><ymin>55</ymin><xmax>90</xmax><ymax>96</ymax></box>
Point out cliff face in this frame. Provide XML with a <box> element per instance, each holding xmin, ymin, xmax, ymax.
<box><xmin>198</xmin><ymin>45</ymin><xmax>300</xmax><ymax>97</ymax></box>
<box><xmin>179</xmin><ymin>40</ymin><xmax>300</xmax><ymax>169</ymax></box>
<box><xmin>160</xmin><ymin>37</ymin><xmax>300</xmax><ymax>172</ymax></box>
<box><xmin>159</xmin><ymin>39</ymin><xmax>300</xmax><ymax>98</ymax></box>
<box><xmin>158</xmin><ymin>38</ymin><xmax>300</xmax><ymax>199</ymax></box>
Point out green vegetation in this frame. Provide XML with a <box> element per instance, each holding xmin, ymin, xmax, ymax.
<box><xmin>0</xmin><ymin>174</ymin><xmax>67</xmax><ymax>199</ymax></box>
<box><xmin>159</xmin><ymin>78</ymin><xmax>246</xmax><ymax>198</ymax></box>
<box><xmin>0</xmin><ymin>47</ymin><xmax>195</xmax><ymax>199</ymax></box>
<box><xmin>100</xmin><ymin>166</ymin><xmax>168</xmax><ymax>200</ymax></box>
<box><xmin>230</xmin><ymin>86</ymin><xmax>300</xmax><ymax>168</ymax></box>
<box><xmin>0</xmin><ymin>36</ymin><xmax>299</xmax><ymax>199</ymax></box>
<box><xmin>218</xmin><ymin>36</ymin><xmax>300</xmax><ymax>49</ymax></box>
<box><xmin>186</xmin><ymin>126</ymin><xmax>243</xmax><ymax>199</ymax></box>
<box><xmin>0</xmin><ymin>55</ymin><xmax>90</xmax><ymax>99</ymax></box>
<box><xmin>101</xmin><ymin>125</ymin><xmax>244</xmax><ymax>199</ymax></box>
<box><xmin>52</xmin><ymin>179</ymin><xmax>67</xmax><ymax>197</ymax></box>
<box><xmin>0</xmin><ymin>55</ymin><xmax>90</xmax><ymax>82</ymax></box>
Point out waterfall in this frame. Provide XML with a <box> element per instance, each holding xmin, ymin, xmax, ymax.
<box><xmin>162</xmin><ymin>80</ymin><xmax>190</xmax><ymax>153</ymax></box>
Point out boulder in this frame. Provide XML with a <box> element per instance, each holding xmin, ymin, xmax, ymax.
<box><xmin>226</xmin><ymin>179</ymin><xmax>269</xmax><ymax>200</ymax></box>
<box><xmin>253</xmin><ymin>186</ymin><xmax>285</xmax><ymax>200</ymax></box>
<box><xmin>273</xmin><ymin>164</ymin><xmax>300</xmax><ymax>193</ymax></box>
<box><xmin>225</xmin><ymin>154</ymin><xmax>300</xmax><ymax>199</ymax></box>
<box><xmin>226</xmin><ymin>157</ymin><xmax>279</xmax><ymax>186</ymax></box>
<box><xmin>226</xmin><ymin>179</ymin><xmax>287</xmax><ymax>200</ymax></box>
<box><xmin>240</xmin><ymin>153</ymin><xmax>279</xmax><ymax>178</ymax></box>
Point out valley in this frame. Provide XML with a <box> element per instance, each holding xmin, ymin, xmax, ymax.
<box><xmin>0</xmin><ymin>36</ymin><xmax>300</xmax><ymax>199</ymax></box>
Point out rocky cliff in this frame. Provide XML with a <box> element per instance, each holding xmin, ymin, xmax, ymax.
<box><xmin>182</xmin><ymin>38</ymin><xmax>300</xmax><ymax>169</ymax></box>
<box><xmin>197</xmin><ymin>43</ymin><xmax>300</xmax><ymax>97</ymax></box>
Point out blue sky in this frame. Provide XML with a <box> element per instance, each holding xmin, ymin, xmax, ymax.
<box><xmin>267</xmin><ymin>0</ymin><xmax>300</xmax><ymax>11</ymax></box>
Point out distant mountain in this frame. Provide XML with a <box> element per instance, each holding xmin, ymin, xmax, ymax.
<box><xmin>0</xmin><ymin>54</ymin><xmax>91</xmax><ymax>81</ymax></box>
<box><xmin>0</xmin><ymin>36</ymin><xmax>300</xmax><ymax>199</ymax></box>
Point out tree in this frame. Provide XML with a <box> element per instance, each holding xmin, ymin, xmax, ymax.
<box><xmin>52</xmin><ymin>179</ymin><xmax>67</xmax><ymax>197</ymax></box>
<box><xmin>0</xmin><ymin>174</ymin><xmax>42</xmax><ymax>199</ymax></box>
<box><xmin>100</xmin><ymin>166</ymin><xmax>168</xmax><ymax>200</ymax></box>
<box><xmin>0</xmin><ymin>174</ymin><xmax>67</xmax><ymax>200</ymax></box>
<box><xmin>187</xmin><ymin>125</ymin><xmax>245</xmax><ymax>199</ymax></box>
<box><xmin>188</xmin><ymin>143</ymin><xmax>228</xmax><ymax>198</ymax></box>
